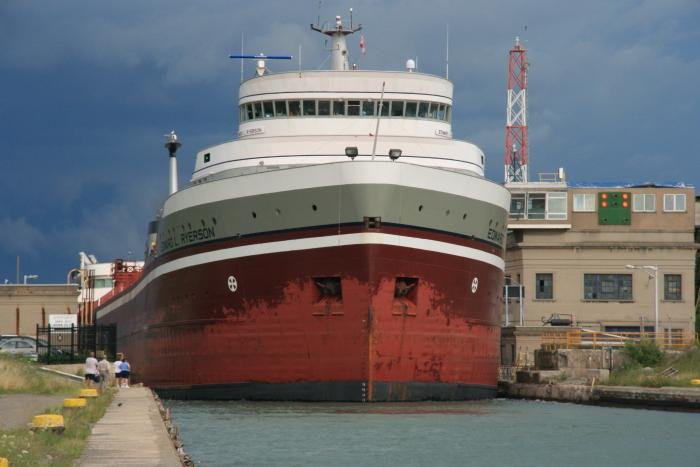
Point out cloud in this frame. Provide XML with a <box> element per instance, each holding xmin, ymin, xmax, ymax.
<box><xmin>1</xmin><ymin>0</ymin><xmax>699</xmax><ymax>283</ymax></box>
<box><xmin>0</xmin><ymin>218</ymin><xmax>47</xmax><ymax>256</ymax></box>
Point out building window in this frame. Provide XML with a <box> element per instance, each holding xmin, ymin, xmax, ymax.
<box><xmin>664</xmin><ymin>274</ymin><xmax>682</xmax><ymax>301</ymax></box>
<box><xmin>663</xmin><ymin>193</ymin><xmax>686</xmax><ymax>212</ymax></box>
<box><xmin>632</xmin><ymin>193</ymin><xmax>655</xmax><ymax>212</ymax></box>
<box><xmin>509</xmin><ymin>193</ymin><xmax>526</xmax><ymax>219</ymax></box>
<box><xmin>527</xmin><ymin>193</ymin><xmax>546</xmax><ymax>219</ymax></box>
<box><xmin>573</xmin><ymin>193</ymin><xmax>595</xmax><ymax>212</ymax></box>
<box><xmin>546</xmin><ymin>192</ymin><xmax>568</xmax><ymax>220</ymax></box>
<box><xmin>535</xmin><ymin>273</ymin><xmax>553</xmax><ymax>299</ymax></box>
<box><xmin>584</xmin><ymin>274</ymin><xmax>632</xmax><ymax>300</ymax></box>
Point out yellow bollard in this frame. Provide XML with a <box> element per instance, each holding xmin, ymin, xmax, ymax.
<box><xmin>31</xmin><ymin>414</ymin><xmax>65</xmax><ymax>431</ymax></box>
<box><xmin>79</xmin><ymin>388</ymin><xmax>98</xmax><ymax>398</ymax></box>
<box><xmin>0</xmin><ymin>457</ymin><xmax>8</xmax><ymax>467</ymax></box>
<box><xmin>64</xmin><ymin>398</ymin><xmax>88</xmax><ymax>408</ymax></box>
<box><xmin>691</xmin><ymin>379</ymin><xmax>700</xmax><ymax>385</ymax></box>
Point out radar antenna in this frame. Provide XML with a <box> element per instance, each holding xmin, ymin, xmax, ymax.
<box><xmin>229</xmin><ymin>53</ymin><xmax>293</xmax><ymax>77</ymax></box>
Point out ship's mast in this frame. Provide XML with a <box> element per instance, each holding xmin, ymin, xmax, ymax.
<box><xmin>311</xmin><ymin>14</ymin><xmax>362</xmax><ymax>71</ymax></box>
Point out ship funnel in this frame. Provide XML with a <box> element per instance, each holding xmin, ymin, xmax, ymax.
<box><xmin>164</xmin><ymin>130</ymin><xmax>181</xmax><ymax>195</ymax></box>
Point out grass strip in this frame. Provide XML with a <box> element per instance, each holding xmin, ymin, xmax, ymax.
<box><xmin>0</xmin><ymin>355</ymin><xmax>76</xmax><ymax>395</ymax></box>
<box><xmin>0</xmin><ymin>355</ymin><xmax>115</xmax><ymax>466</ymax></box>
<box><xmin>607</xmin><ymin>344</ymin><xmax>700</xmax><ymax>387</ymax></box>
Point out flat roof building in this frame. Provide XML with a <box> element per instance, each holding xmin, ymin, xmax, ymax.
<box><xmin>502</xmin><ymin>176</ymin><xmax>697</xmax><ymax>365</ymax></box>
<box><xmin>0</xmin><ymin>284</ymin><xmax>79</xmax><ymax>336</ymax></box>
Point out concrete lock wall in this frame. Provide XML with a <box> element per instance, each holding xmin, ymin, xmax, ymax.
<box><xmin>535</xmin><ymin>348</ymin><xmax>628</xmax><ymax>370</ymax></box>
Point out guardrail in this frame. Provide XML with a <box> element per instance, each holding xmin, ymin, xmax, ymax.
<box><xmin>541</xmin><ymin>329</ymin><xmax>694</xmax><ymax>351</ymax></box>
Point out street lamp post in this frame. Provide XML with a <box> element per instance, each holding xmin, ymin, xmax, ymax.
<box><xmin>626</xmin><ymin>265</ymin><xmax>660</xmax><ymax>340</ymax></box>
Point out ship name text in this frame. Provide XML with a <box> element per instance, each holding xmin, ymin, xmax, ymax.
<box><xmin>159</xmin><ymin>226</ymin><xmax>216</xmax><ymax>251</ymax></box>
<box><xmin>487</xmin><ymin>227</ymin><xmax>503</xmax><ymax>243</ymax></box>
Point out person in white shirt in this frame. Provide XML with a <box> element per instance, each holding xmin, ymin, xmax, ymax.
<box><xmin>84</xmin><ymin>351</ymin><xmax>98</xmax><ymax>387</ymax></box>
<box><xmin>113</xmin><ymin>354</ymin><xmax>123</xmax><ymax>388</ymax></box>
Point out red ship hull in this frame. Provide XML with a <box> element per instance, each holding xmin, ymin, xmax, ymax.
<box><xmin>98</xmin><ymin>225</ymin><xmax>503</xmax><ymax>401</ymax></box>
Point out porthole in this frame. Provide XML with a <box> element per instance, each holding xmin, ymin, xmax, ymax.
<box><xmin>275</xmin><ymin>208</ymin><xmax>281</xmax><ymax>215</ymax></box>
<box><xmin>462</xmin><ymin>213</ymin><xmax>467</xmax><ymax>220</ymax></box>
<box><xmin>445</xmin><ymin>210</ymin><xmax>450</xmax><ymax>216</ymax></box>
<box><xmin>312</xmin><ymin>204</ymin><xmax>318</xmax><ymax>211</ymax></box>
<box><xmin>251</xmin><ymin>212</ymin><xmax>257</xmax><ymax>218</ymax></box>
<box><xmin>418</xmin><ymin>205</ymin><xmax>423</xmax><ymax>212</ymax></box>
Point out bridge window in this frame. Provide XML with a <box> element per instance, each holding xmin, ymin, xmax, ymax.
<box><xmin>347</xmin><ymin>100</ymin><xmax>361</xmax><ymax>116</ymax></box>
<box><xmin>418</xmin><ymin>102</ymin><xmax>429</xmax><ymax>118</ymax></box>
<box><xmin>379</xmin><ymin>100</ymin><xmax>389</xmax><ymax>116</ymax></box>
<box><xmin>303</xmin><ymin>100</ymin><xmax>316</xmax><ymax>116</ymax></box>
<box><xmin>428</xmin><ymin>103</ymin><xmax>438</xmax><ymax>119</ymax></box>
<box><xmin>239</xmin><ymin>99</ymin><xmax>452</xmax><ymax>123</ymax></box>
<box><xmin>391</xmin><ymin>101</ymin><xmax>404</xmax><ymax>117</ymax></box>
<box><xmin>437</xmin><ymin>104</ymin><xmax>446</xmax><ymax>121</ymax></box>
<box><xmin>263</xmin><ymin>101</ymin><xmax>274</xmax><ymax>118</ymax></box>
<box><xmin>405</xmin><ymin>101</ymin><xmax>417</xmax><ymax>117</ymax></box>
<box><xmin>318</xmin><ymin>100</ymin><xmax>331</xmax><ymax>115</ymax></box>
<box><xmin>288</xmin><ymin>100</ymin><xmax>301</xmax><ymax>116</ymax></box>
<box><xmin>333</xmin><ymin>100</ymin><xmax>345</xmax><ymax>115</ymax></box>
<box><xmin>274</xmin><ymin>100</ymin><xmax>287</xmax><ymax>116</ymax></box>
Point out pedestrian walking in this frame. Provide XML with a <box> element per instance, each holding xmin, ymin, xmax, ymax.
<box><xmin>119</xmin><ymin>358</ymin><xmax>131</xmax><ymax>388</ymax></box>
<box><xmin>97</xmin><ymin>353</ymin><xmax>111</xmax><ymax>391</ymax></box>
<box><xmin>84</xmin><ymin>351</ymin><xmax>98</xmax><ymax>388</ymax></box>
<box><xmin>114</xmin><ymin>353</ymin><xmax>123</xmax><ymax>388</ymax></box>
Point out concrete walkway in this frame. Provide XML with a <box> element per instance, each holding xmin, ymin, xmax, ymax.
<box><xmin>77</xmin><ymin>387</ymin><xmax>181</xmax><ymax>466</ymax></box>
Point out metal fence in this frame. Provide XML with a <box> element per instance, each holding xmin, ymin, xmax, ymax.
<box><xmin>36</xmin><ymin>324</ymin><xmax>117</xmax><ymax>364</ymax></box>
<box><xmin>541</xmin><ymin>329</ymin><xmax>695</xmax><ymax>351</ymax></box>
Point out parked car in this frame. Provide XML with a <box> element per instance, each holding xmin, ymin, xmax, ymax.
<box><xmin>0</xmin><ymin>337</ymin><xmax>38</xmax><ymax>360</ymax></box>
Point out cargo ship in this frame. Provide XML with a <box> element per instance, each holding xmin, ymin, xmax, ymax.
<box><xmin>96</xmin><ymin>15</ymin><xmax>510</xmax><ymax>401</ymax></box>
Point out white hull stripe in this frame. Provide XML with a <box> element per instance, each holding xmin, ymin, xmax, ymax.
<box><xmin>97</xmin><ymin>232</ymin><xmax>504</xmax><ymax>319</ymax></box>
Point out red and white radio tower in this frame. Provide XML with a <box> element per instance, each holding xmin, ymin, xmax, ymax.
<box><xmin>504</xmin><ymin>36</ymin><xmax>528</xmax><ymax>183</ymax></box>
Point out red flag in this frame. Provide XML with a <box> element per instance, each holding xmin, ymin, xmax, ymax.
<box><xmin>359</xmin><ymin>35</ymin><xmax>366</xmax><ymax>55</ymax></box>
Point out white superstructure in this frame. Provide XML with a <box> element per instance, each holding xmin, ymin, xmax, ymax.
<box><xmin>189</xmin><ymin>16</ymin><xmax>485</xmax><ymax>186</ymax></box>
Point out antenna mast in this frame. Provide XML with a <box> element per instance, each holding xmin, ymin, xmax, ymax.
<box><xmin>445</xmin><ymin>24</ymin><xmax>449</xmax><ymax>79</ymax></box>
<box><xmin>504</xmin><ymin>36</ymin><xmax>528</xmax><ymax>183</ymax></box>
<box><xmin>311</xmin><ymin>14</ymin><xmax>361</xmax><ymax>70</ymax></box>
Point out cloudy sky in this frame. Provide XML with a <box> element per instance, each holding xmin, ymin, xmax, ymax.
<box><xmin>1</xmin><ymin>0</ymin><xmax>698</xmax><ymax>283</ymax></box>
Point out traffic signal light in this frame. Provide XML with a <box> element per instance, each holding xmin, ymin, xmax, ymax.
<box><xmin>598</xmin><ymin>192</ymin><xmax>631</xmax><ymax>225</ymax></box>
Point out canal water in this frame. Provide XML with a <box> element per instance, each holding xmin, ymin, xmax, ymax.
<box><xmin>165</xmin><ymin>399</ymin><xmax>699</xmax><ymax>466</ymax></box>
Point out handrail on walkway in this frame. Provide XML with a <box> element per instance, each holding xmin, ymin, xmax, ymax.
<box><xmin>541</xmin><ymin>329</ymin><xmax>694</xmax><ymax>351</ymax></box>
